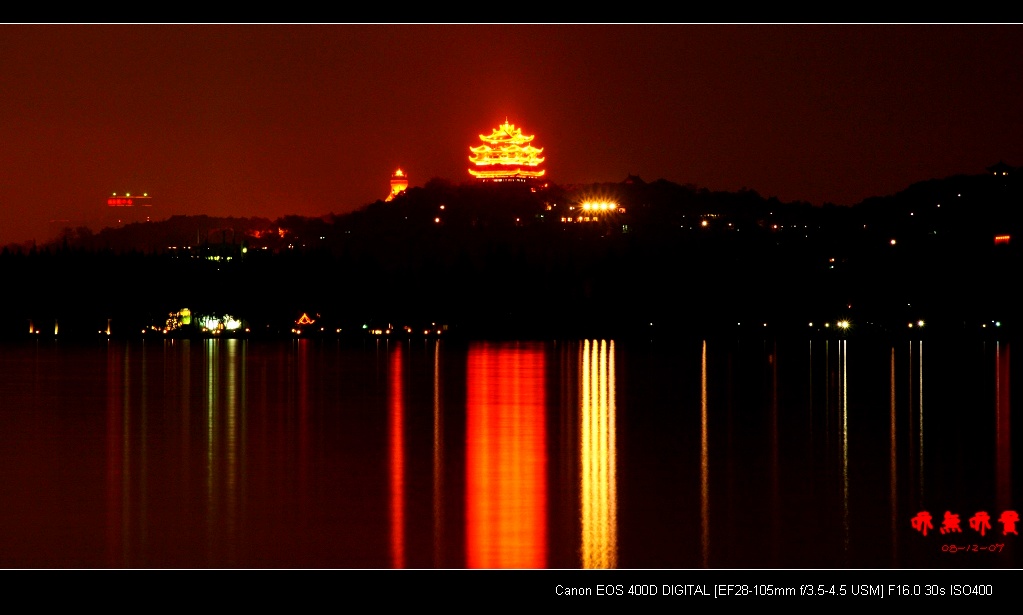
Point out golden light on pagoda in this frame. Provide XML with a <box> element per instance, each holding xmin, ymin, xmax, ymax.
<box><xmin>468</xmin><ymin>119</ymin><xmax>545</xmax><ymax>182</ymax></box>
<box><xmin>386</xmin><ymin>168</ymin><xmax>409</xmax><ymax>202</ymax></box>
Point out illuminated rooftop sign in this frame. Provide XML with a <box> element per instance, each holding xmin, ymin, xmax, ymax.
<box><xmin>107</xmin><ymin>192</ymin><xmax>152</xmax><ymax>207</ymax></box>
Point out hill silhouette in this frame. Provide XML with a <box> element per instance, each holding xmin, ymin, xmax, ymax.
<box><xmin>2</xmin><ymin>171</ymin><xmax>1019</xmax><ymax>340</ymax></box>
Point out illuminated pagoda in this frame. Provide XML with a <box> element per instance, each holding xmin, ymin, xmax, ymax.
<box><xmin>468</xmin><ymin>119</ymin><xmax>545</xmax><ymax>182</ymax></box>
<box><xmin>386</xmin><ymin>168</ymin><xmax>409</xmax><ymax>201</ymax></box>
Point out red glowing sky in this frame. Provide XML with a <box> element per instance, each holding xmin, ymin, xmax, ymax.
<box><xmin>3</xmin><ymin>23</ymin><xmax>1022</xmax><ymax>246</ymax></box>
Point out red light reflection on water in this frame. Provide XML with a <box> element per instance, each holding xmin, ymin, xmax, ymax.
<box><xmin>465</xmin><ymin>343</ymin><xmax>547</xmax><ymax>568</ymax></box>
<box><xmin>996</xmin><ymin>342</ymin><xmax>1010</xmax><ymax>512</ymax></box>
<box><xmin>390</xmin><ymin>343</ymin><xmax>405</xmax><ymax>568</ymax></box>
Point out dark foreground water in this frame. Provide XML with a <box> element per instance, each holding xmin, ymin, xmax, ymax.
<box><xmin>0</xmin><ymin>335</ymin><xmax>1017</xmax><ymax>569</ymax></box>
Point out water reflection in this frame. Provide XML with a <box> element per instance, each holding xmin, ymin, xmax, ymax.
<box><xmin>389</xmin><ymin>341</ymin><xmax>405</xmax><ymax>568</ymax></box>
<box><xmin>203</xmin><ymin>338</ymin><xmax>244</xmax><ymax>566</ymax></box>
<box><xmin>700</xmin><ymin>340</ymin><xmax>708</xmax><ymax>568</ymax></box>
<box><xmin>890</xmin><ymin>346</ymin><xmax>898</xmax><ymax>565</ymax></box>
<box><xmin>996</xmin><ymin>342</ymin><xmax>1011</xmax><ymax>513</ymax></box>
<box><xmin>104</xmin><ymin>341</ymin><xmax>123</xmax><ymax>566</ymax></box>
<box><xmin>0</xmin><ymin>334</ymin><xmax>1015</xmax><ymax>568</ymax></box>
<box><xmin>431</xmin><ymin>340</ymin><xmax>445</xmax><ymax>568</ymax></box>
<box><xmin>465</xmin><ymin>343</ymin><xmax>547</xmax><ymax>568</ymax></box>
<box><xmin>580</xmin><ymin>339</ymin><xmax>617</xmax><ymax>569</ymax></box>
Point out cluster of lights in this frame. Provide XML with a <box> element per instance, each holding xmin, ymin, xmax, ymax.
<box><xmin>107</xmin><ymin>192</ymin><xmax>150</xmax><ymax>207</ymax></box>
<box><xmin>292</xmin><ymin>327</ymin><xmax>331</xmax><ymax>335</ymax></box>
<box><xmin>580</xmin><ymin>201</ymin><xmax>619</xmax><ymax>212</ymax></box>
<box><xmin>199</xmin><ymin>314</ymin><xmax>244</xmax><ymax>333</ymax></box>
<box><xmin>562</xmin><ymin>216</ymin><xmax>607</xmax><ymax>223</ymax></box>
<box><xmin>813</xmin><ymin>320</ymin><xmax>851</xmax><ymax>330</ymax></box>
<box><xmin>366</xmin><ymin>323</ymin><xmax>445</xmax><ymax>336</ymax></box>
<box><xmin>165</xmin><ymin>308</ymin><xmax>192</xmax><ymax>331</ymax></box>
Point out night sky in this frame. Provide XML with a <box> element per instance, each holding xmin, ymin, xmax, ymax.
<box><xmin>3</xmin><ymin>23</ymin><xmax>1023</xmax><ymax>247</ymax></box>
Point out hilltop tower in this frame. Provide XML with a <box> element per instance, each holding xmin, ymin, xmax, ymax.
<box><xmin>468</xmin><ymin>119</ymin><xmax>545</xmax><ymax>182</ymax></box>
<box><xmin>386</xmin><ymin>168</ymin><xmax>409</xmax><ymax>201</ymax></box>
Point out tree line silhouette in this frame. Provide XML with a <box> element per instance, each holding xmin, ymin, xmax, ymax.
<box><xmin>1</xmin><ymin>171</ymin><xmax>1019</xmax><ymax>340</ymax></box>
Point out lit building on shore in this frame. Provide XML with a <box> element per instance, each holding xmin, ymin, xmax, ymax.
<box><xmin>468</xmin><ymin>119</ymin><xmax>545</xmax><ymax>183</ymax></box>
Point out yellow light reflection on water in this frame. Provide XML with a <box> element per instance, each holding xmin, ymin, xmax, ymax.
<box><xmin>206</xmin><ymin>339</ymin><xmax>217</xmax><ymax>563</ymax></box>
<box><xmin>841</xmin><ymin>339</ymin><xmax>849</xmax><ymax>554</ymax></box>
<box><xmin>225</xmin><ymin>338</ymin><xmax>241</xmax><ymax>564</ymax></box>
<box><xmin>581</xmin><ymin>339</ymin><xmax>618</xmax><ymax>569</ymax></box>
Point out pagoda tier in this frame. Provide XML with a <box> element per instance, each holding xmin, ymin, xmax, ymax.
<box><xmin>468</xmin><ymin>120</ymin><xmax>545</xmax><ymax>181</ymax></box>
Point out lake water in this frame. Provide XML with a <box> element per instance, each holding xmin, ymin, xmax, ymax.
<box><xmin>0</xmin><ymin>334</ymin><xmax>1017</xmax><ymax>569</ymax></box>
